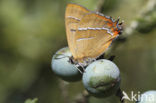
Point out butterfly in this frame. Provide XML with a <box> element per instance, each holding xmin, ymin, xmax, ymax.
<box><xmin>65</xmin><ymin>4</ymin><xmax>123</xmax><ymax>67</ymax></box>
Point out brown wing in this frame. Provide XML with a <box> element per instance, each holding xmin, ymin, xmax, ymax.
<box><xmin>65</xmin><ymin>4</ymin><xmax>89</xmax><ymax>58</ymax></box>
<box><xmin>74</xmin><ymin>13</ymin><xmax>120</xmax><ymax>61</ymax></box>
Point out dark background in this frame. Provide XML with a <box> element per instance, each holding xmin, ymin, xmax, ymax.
<box><xmin>0</xmin><ymin>0</ymin><xmax>156</xmax><ymax>103</ymax></box>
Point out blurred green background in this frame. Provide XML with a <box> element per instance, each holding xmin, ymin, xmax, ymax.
<box><xmin>0</xmin><ymin>0</ymin><xmax>156</xmax><ymax>103</ymax></box>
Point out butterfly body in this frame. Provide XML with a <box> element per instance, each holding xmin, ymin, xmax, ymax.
<box><xmin>65</xmin><ymin>4</ymin><xmax>123</xmax><ymax>67</ymax></box>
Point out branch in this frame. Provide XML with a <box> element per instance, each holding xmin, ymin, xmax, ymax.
<box><xmin>123</xmin><ymin>0</ymin><xmax>156</xmax><ymax>37</ymax></box>
<box><xmin>73</xmin><ymin>90</ymin><xmax>90</xmax><ymax>103</ymax></box>
<box><xmin>59</xmin><ymin>79</ymin><xmax>70</xmax><ymax>103</ymax></box>
<box><xmin>116</xmin><ymin>88</ymin><xmax>125</xmax><ymax>103</ymax></box>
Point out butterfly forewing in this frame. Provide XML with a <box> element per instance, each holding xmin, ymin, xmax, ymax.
<box><xmin>65</xmin><ymin>4</ymin><xmax>89</xmax><ymax>58</ymax></box>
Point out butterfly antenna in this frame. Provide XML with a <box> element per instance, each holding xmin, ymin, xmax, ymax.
<box><xmin>116</xmin><ymin>16</ymin><xmax>120</xmax><ymax>24</ymax></box>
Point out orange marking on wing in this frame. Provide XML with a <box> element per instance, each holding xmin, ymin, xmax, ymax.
<box><xmin>113</xmin><ymin>31</ymin><xmax>119</xmax><ymax>36</ymax></box>
<box><xmin>93</xmin><ymin>14</ymin><xmax>113</xmax><ymax>23</ymax></box>
<box><xmin>111</xmin><ymin>28</ymin><xmax>114</xmax><ymax>31</ymax></box>
<box><xmin>107</xmin><ymin>23</ymin><xmax>113</xmax><ymax>27</ymax></box>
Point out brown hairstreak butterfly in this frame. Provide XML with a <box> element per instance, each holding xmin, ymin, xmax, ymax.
<box><xmin>65</xmin><ymin>4</ymin><xmax>123</xmax><ymax>68</ymax></box>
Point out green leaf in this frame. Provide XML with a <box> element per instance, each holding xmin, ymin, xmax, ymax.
<box><xmin>24</xmin><ymin>98</ymin><xmax>38</xmax><ymax>103</ymax></box>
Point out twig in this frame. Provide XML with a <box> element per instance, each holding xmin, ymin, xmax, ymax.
<box><xmin>59</xmin><ymin>79</ymin><xmax>70</xmax><ymax>103</ymax></box>
<box><xmin>96</xmin><ymin>0</ymin><xmax>105</xmax><ymax>12</ymax></box>
<box><xmin>123</xmin><ymin>0</ymin><xmax>156</xmax><ymax>37</ymax></box>
<box><xmin>116</xmin><ymin>88</ymin><xmax>125</xmax><ymax>103</ymax></box>
<box><xmin>73</xmin><ymin>90</ymin><xmax>90</xmax><ymax>103</ymax></box>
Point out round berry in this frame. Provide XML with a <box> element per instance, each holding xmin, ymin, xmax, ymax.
<box><xmin>82</xmin><ymin>59</ymin><xmax>120</xmax><ymax>98</ymax></box>
<box><xmin>51</xmin><ymin>47</ymin><xmax>81</xmax><ymax>82</ymax></box>
<box><xmin>137</xmin><ymin>90</ymin><xmax>156</xmax><ymax>103</ymax></box>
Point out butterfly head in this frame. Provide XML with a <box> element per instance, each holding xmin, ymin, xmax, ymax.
<box><xmin>116</xmin><ymin>17</ymin><xmax>124</xmax><ymax>35</ymax></box>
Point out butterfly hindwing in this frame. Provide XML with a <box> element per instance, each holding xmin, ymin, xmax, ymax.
<box><xmin>74</xmin><ymin>13</ymin><xmax>120</xmax><ymax>61</ymax></box>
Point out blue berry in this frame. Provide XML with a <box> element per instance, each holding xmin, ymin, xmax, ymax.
<box><xmin>137</xmin><ymin>90</ymin><xmax>156</xmax><ymax>103</ymax></box>
<box><xmin>51</xmin><ymin>47</ymin><xmax>81</xmax><ymax>82</ymax></box>
<box><xmin>82</xmin><ymin>59</ymin><xmax>121</xmax><ymax>98</ymax></box>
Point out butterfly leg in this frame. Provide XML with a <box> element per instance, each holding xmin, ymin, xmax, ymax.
<box><xmin>75</xmin><ymin>64</ymin><xmax>83</xmax><ymax>74</ymax></box>
<box><xmin>78</xmin><ymin>63</ymin><xmax>86</xmax><ymax>73</ymax></box>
